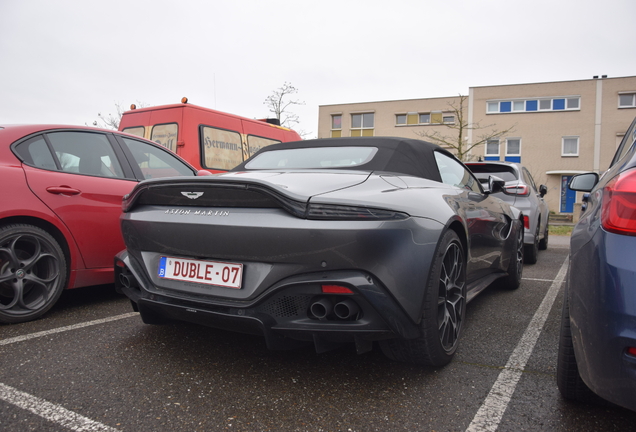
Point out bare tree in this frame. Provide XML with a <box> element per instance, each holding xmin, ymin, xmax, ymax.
<box><xmin>416</xmin><ymin>95</ymin><xmax>515</xmax><ymax>161</ymax></box>
<box><xmin>263</xmin><ymin>82</ymin><xmax>305</xmax><ymax>130</ymax></box>
<box><xmin>91</xmin><ymin>101</ymin><xmax>147</xmax><ymax>130</ymax></box>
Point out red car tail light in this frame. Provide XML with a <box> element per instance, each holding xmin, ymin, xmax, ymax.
<box><xmin>523</xmin><ymin>215</ymin><xmax>530</xmax><ymax>229</ymax></box>
<box><xmin>601</xmin><ymin>168</ymin><xmax>636</xmax><ymax>236</ymax></box>
<box><xmin>322</xmin><ymin>285</ymin><xmax>353</xmax><ymax>294</ymax></box>
<box><xmin>627</xmin><ymin>347</ymin><xmax>636</xmax><ymax>357</ymax></box>
<box><xmin>503</xmin><ymin>184</ymin><xmax>529</xmax><ymax>196</ymax></box>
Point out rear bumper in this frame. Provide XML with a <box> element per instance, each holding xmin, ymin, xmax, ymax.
<box><xmin>569</xmin><ymin>227</ymin><xmax>636</xmax><ymax>411</ymax></box>
<box><xmin>115</xmin><ymin>250</ymin><xmax>421</xmax><ymax>352</ymax></box>
<box><xmin>523</xmin><ymin>230</ymin><xmax>536</xmax><ymax>245</ymax></box>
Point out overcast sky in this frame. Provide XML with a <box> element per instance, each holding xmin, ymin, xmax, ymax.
<box><xmin>1</xmin><ymin>0</ymin><xmax>635</xmax><ymax>138</ymax></box>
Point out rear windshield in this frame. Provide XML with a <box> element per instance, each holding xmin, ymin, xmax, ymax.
<box><xmin>467</xmin><ymin>164</ymin><xmax>518</xmax><ymax>182</ymax></box>
<box><xmin>245</xmin><ymin>146</ymin><xmax>378</xmax><ymax>169</ymax></box>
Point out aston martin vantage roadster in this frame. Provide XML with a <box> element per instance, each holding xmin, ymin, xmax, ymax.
<box><xmin>116</xmin><ymin>137</ymin><xmax>524</xmax><ymax>366</ymax></box>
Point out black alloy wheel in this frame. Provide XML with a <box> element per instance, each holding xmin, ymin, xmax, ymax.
<box><xmin>437</xmin><ymin>240</ymin><xmax>465</xmax><ymax>352</ymax></box>
<box><xmin>0</xmin><ymin>224</ymin><xmax>67</xmax><ymax>323</ymax></box>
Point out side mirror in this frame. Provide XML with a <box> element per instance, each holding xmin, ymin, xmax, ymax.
<box><xmin>486</xmin><ymin>175</ymin><xmax>505</xmax><ymax>194</ymax></box>
<box><xmin>569</xmin><ymin>172</ymin><xmax>599</xmax><ymax>192</ymax></box>
<box><xmin>539</xmin><ymin>184</ymin><xmax>548</xmax><ymax>197</ymax></box>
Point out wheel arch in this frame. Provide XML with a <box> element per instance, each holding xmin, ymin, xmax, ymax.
<box><xmin>447</xmin><ymin>219</ymin><xmax>468</xmax><ymax>255</ymax></box>
<box><xmin>413</xmin><ymin>219</ymin><xmax>467</xmax><ymax>323</ymax></box>
<box><xmin>0</xmin><ymin>215</ymin><xmax>81</xmax><ymax>287</ymax></box>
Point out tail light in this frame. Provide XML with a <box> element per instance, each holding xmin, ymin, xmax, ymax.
<box><xmin>306</xmin><ymin>204</ymin><xmax>408</xmax><ymax>220</ymax></box>
<box><xmin>523</xmin><ymin>215</ymin><xmax>530</xmax><ymax>229</ymax></box>
<box><xmin>503</xmin><ymin>184</ymin><xmax>529</xmax><ymax>196</ymax></box>
<box><xmin>322</xmin><ymin>285</ymin><xmax>353</xmax><ymax>294</ymax></box>
<box><xmin>601</xmin><ymin>168</ymin><xmax>636</xmax><ymax>236</ymax></box>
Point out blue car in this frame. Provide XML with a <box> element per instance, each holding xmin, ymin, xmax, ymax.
<box><xmin>557</xmin><ymin>116</ymin><xmax>636</xmax><ymax>411</ymax></box>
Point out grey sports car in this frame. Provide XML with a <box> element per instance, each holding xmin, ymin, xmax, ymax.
<box><xmin>115</xmin><ymin>137</ymin><xmax>524</xmax><ymax>366</ymax></box>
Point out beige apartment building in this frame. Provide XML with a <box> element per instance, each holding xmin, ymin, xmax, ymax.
<box><xmin>317</xmin><ymin>76</ymin><xmax>636</xmax><ymax>214</ymax></box>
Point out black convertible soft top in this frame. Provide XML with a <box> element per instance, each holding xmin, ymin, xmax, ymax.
<box><xmin>232</xmin><ymin>136</ymin><xmax>455</xmax><ymax>183</ymax></box>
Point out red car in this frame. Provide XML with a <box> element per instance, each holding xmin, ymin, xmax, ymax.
<box><xmin>0</xmin><ymin>125</ymin><xmax>204</xmax><ymax>323</ymax></box>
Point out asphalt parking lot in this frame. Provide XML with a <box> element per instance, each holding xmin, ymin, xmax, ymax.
<box><xmin>1</xmin><ymin>236</ymin><xmax>636</xmax><ymax>432</ymax></box>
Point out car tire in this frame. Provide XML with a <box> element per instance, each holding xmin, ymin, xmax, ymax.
<box><xmin>499</xmin><ymin>220</ymin><xmax>523</xmax><ymax>290</ymax></box>
<box><xmin>557</xmin><ymin>285</ymin><xmax>606</xmax><ymax>404</ymax></box>
<box><xmin>380</xmin><ymin>230</ymin><xmax>466</xmax><ymax>367</ymax></box>
<box><xmin>539</xmin><ymin>221</ymin><xmax>549</xmax><ymax>250</ymax></box>
<box><xmin>524</xmin><ymin>223</ymin><xmax>540</xmax><ymax>264</ymax></box>
<box><xmin>0</xmin><ymin>224</ymin><xmax>68</xmax><ymax>324</ymax></box>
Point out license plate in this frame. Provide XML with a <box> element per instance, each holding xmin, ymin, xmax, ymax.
<box><xmin>158</xmin><ymin>256</ymin><xmax>243</xmax><ymax>289</ymax></box>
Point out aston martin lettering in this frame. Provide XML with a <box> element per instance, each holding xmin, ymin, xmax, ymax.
<box><xmin>181</xmin><ymin>192</ymin><xmax>204</xmax><ymax>199</ymax></box>
<box><xmin>164</xmin><ymin>209</ymin><xmax>230</xmax><ymax>216</ymax></box>
<box><xmin>158</xmin><ymin>256</ymin><xmax>243</xmax><ymax>289</ymax></box>
<box><xmin>194</xmin><ymin>210</ymin><xmax>230</xmax><ymax>216</ymax></box>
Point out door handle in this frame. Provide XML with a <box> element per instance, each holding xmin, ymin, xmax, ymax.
<box><xmin>46</xmin><ymin>186</ymin><xmax>81</xmax><ymax>195</ymax></box>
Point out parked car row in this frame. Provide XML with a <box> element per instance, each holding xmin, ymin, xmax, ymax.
<box><xmin>0</xmin><ymin>127</ymin><xmax>545</xmax><ymax>367</ymax></box>
<box><xmin>3</xmin><ymin>112</ymin><xmax>634</xmax><ymax>410</ymax></box>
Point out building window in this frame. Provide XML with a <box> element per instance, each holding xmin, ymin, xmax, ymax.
<box><xmin>430</xmin><ymin>112</ymin><xmax>444</xmax><ymax>124</ymax></box>
<box><xmin>619</xmin><ymin>93</ymin><xmax>636</xmax><ymax>108</ymax></box>
<box><xmin>351</xmin><ymin>113</ymin><xmax>374</xmax><ymax>137</ymax></box>
<box><xmin>506</xmin><ymin>138</ymin><xmax>521</xmax><ymax>156</ymax></box>
<box><xmin>407</xmin><ymin>113</ymin><xmax>418</xmax><ymax>124</ymax></box>
<box><xmin>562</xmin><ymin>136</ymin><xmax>579</xmax><ymax>156</ymax></box>
<box><xmin>397</xmin><ymin>113</ymin><xmax>426</xmax><ymax>126</ymax></box>
<box><xmin>526</xmin><ymin>100</ymin><xmax>538</xmax><ymax>111</ymax></box>
<box><xmin>553</xmin><ymin>99</ymin><xmax>566</xmax><ymax>110</ymax></box>
<box><xmin>331</xmin><ymin>114</ymin><xmax>342</xmax><ymax>138</ymax></box>
<box><xmin>487</xmin><ymin>97</ymin><xmax>580</xmax><ymax>114</ymax></box>
<box><xmin>485</xmin><ymin>139</ymin><xmax>500</xmax><ymax>157</ymax></box>
<box><xmin>395</xmin><ymin>111</ymin><xmax>451</xmax><ymax>126</ymax></box>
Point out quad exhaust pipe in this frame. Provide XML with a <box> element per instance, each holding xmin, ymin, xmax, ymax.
<box><xmin>309</xmin><ymin>298</ymin><xmax>360</xmax><ymax>320</ymax></box>
<box><xmin>310</xmin><ymin>298</ymin><xmax>333</xmax><ymax>320</ymax></box>
<box><xmin>334</xmin><ymin>299</ymin><xmax>359</xmax><ymax>320</ymax></box>
<box><xmin>119</xmin><ymin>273</ymin><xmax>138</xmax><ymax>289</ymax></box>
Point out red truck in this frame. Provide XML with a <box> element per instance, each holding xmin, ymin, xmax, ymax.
<box><xmin>118</xmin><ymin>98</ymin><xmax>302</xmax><ymax>172</ymax></box>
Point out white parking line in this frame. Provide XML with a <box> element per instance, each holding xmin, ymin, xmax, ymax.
<box><xmin>0</xmin><ymin>313</ymin><xmax>138</xmax><ymax>430</ymax></box>
<box><xmin>466</xmin><ymin>256</ymin><xmax>569</xmax><ymax>432</ymax></box>
<box><xmin>0</xmin><ymin>382</ymin><xmax>120</xmax><ymax>432</ymax></box>
<box><xmin>521</xmin><ymin>277</ymin><xmax>555</xmax><ymax>282</ymax></box>
<box><xmin>0</xmin><ymin>312</ymin><xmax>138</xmax><ymax>346</ymax></box>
